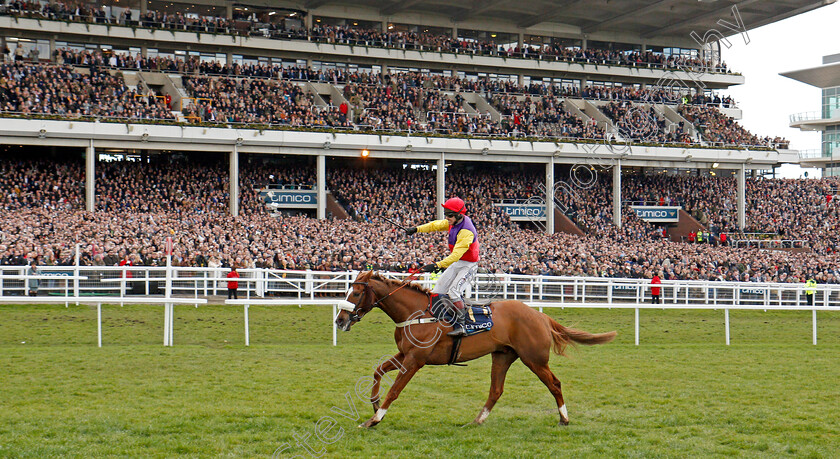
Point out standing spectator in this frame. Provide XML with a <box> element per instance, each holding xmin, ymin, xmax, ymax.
<box><xmin>805</xmin><ymin>277</ymin><xmax>816</xmax><ymax>306</ymax></box>
<box><xmin>27</xmin><ymin>260</ymin><xmax>40</xmax><ymax>297</ymax></box>
<box><xmin>719</xmin><ymin>232</ymin><xmax>727</xmax><ymax>247</ymax></box>
<box><xmin>651</xmin><ymin>272</ymin><xmax>662</xmax><ymax>304</ymax></box>
<box><xmin>339</xmin><ymin>101</ymin><xmax>348</xmax><ymax>123</ymax></box>
<box><xmin>1</xmin><ymin>43</ymin><xmax>9</xmax><ymax>63</ymax></box>
<box><xmin>227</xmin><ymin>266</ymin><xmax>240</xmax><ymax>299</ymax></box>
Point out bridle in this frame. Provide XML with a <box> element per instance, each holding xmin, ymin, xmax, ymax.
<box><xmin>346</xmin><ymin>272</ymin><xmax>420</xmax><ymax>325</ymax></box>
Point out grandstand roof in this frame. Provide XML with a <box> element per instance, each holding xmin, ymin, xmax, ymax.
<box><xmin>292</xmin><ymin>0</ymin><xmax>833</xmax><ymax>40</ymax></box>
<box><xmin>781</xmin><ymin>61</ymin><xmax>840</xmax><ymax>88</ymax></box>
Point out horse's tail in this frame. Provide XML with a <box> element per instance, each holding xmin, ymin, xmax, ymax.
<box><xmin>546</xmin><ymin>316</ymin><xmax>617</xmax><ymax>356</ymax></box>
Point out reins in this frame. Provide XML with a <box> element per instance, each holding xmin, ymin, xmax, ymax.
<box><xmin>348</xmin><ymin>272</ymin><xmax>422</xmax><ymax>324</ymax></box>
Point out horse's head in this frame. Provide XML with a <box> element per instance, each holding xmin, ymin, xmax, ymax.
<box><xmin>335</xmin><ymin>270</ymin><xmax>378</xmax><ymax>332</ymax></box>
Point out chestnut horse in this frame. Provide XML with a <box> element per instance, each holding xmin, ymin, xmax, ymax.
<box><xmin>334</xmin><ymin>271</ymin><xmax>616</xmax><ymax>428</ymax></box>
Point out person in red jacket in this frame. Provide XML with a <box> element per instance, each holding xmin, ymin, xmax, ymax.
<box><xmin>651</xmin><ymin>272</ymin><xmax>662</xmax><ymax>304</ymax></box>
<box><xmin>227</xmin><ymin>266</ymin><xmax>240</xmax><ymax>299</ymax></box>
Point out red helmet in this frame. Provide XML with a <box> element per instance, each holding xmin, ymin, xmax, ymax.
<box><xmin>442</xmin><ymin>197</ymin><xmax>467</xmax><ymax>215</ymax></box>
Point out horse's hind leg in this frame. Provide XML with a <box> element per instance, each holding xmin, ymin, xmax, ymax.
<box><xmin>473</xmin><ymin>349</ymin><xmax>518</xmax><ymax>425</ymax></box>
<box><xmin>370</xmin><ymin>352</ymin><xmax>404</xmax><ymax>413</ymax></box>
<box><xmin>522</xmin><ymin>359</ymin><xmax>570</xmax><ymax>426</ymax></box>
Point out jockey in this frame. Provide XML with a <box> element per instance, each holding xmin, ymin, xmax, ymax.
<box><xmin>406</xmin><ymin>197</ymin><xmax>479</xmax><ymax>337</ymax></box>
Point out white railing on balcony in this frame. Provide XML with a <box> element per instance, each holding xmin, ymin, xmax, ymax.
<box><xmin>790</xmin><ymin>111</ymin><xmax>820</xmax><ymax>123</ymax></box>
<box><xmin>798</xmin><ymin>149</ymin><xmax>824</xmax><ymax>159</ymax></box>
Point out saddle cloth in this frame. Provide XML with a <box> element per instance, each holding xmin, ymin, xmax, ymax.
<box><xmin>429</xmin><ymin>301</ymin><xmax>494</xmax><ymax>336</ymax></box>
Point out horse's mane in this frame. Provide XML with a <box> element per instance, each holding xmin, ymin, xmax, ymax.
<box><xmin>370</xmin><ymin>272</ymin><xmax>431</xmax><ymax>297</ymax></box>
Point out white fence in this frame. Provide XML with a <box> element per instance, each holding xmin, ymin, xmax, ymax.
<box><xmin>2</xmin><ymin>266</ymin><xmax>837</xmax><ymax>307</ymax></box>
<box><xmin>3</xmin><ymin>267</ymin><xmax>838</xmax><ymax>345</ymax></box>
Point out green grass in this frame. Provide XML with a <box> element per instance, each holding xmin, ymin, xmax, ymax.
<box><xmin>1</xmin><ymin>304</ymin><xmax>839</xmax><ymax>458</ymax></box>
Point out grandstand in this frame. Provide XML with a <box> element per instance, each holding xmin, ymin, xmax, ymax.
<box><xmin>1</xmin><ymin>0</ymin><xmax>837</xmax><ymax>284</ymax></box>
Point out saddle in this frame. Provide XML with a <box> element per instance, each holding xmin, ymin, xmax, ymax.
<box><xmin>428</xmin><ymin>299</ymin><xmax>494</xmax><ymax>366</ymax></box>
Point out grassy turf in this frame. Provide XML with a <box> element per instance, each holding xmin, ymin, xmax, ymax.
<box><xmin>1</xmin><ymin>303</ymin><xmax>839</xmax><ymax>458</ymax></box>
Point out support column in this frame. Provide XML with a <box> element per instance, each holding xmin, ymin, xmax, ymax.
<box><xmin>229</xmin><ymin>146</ymin><xmax>239</xmax><ymax>216</ymax></box>
<box><xmin>546</xmin><ymin>157</ymin><xmax>555</xmax><ymax>235</ymax></box>
<box><xmin>226</xmin><ymin>3</ymin><xmax>233</xmax><ymax>20</ymax></box>
<box><xmin>139</xmin><ymin>0</ymin><xmax>147</xmax><ymax>15</ymax></box>
<box><xmin>381</xmin><ymin>20</ymin><xmax>388</xmax><ymax>33</ymax></box>
<box><xmin>381</xmin><ymin>63</ymin><xmax>389</xmax><ymax>76</ymax></box>
<box><xmin>517</xmin><ymin>74</ymin><xmax>524</xmax><ymax>87</ymax></box>
<box><xmin>580</xmin><ymin>76</ymin><xmax>588</xmax><ymax>90</ymax></box>
<box><xmin>737</xmin><ymin>164</ymin><xmax>746</xmax><ymax>230</ymax></box>
<box><xmin>85</xmin><ymin>140</ymin><xmax>95</xmax><ymax>212</ymax></box>
<box><xmin>48</xmin><ymin>37</ymin><xmax>56</xmax><ymax>63</ymax></box>
<box><xmin>581</xmin><ymin>37</ymin><xmax>587</xmax><ymax>50</ymax></box>
<box><xmin>613</xmin><ymin>160</ymin><xmax>621</xmax><ymax>228</ymax></box>
<box><xmin>305</xmin><ymin>12</ymin><xmax>313</xmax><ymax>30</ymax></box>
<box><xmin>452</xmin><ymin>25</ymin><xmax>458</xmax><ymax>40</ymax></box>
<box><xmin>436</xmin><ymin>154</ymin><xmax>445</xmax><ymax>220</ymax></box>
<box><xmin>518</xmin><ymin>32</ymin><xmax>524</xmax><ymax>50</ymax></box>
<box><xmin>317</xmin><ymin>154</ymin><xmax>326</xmax><ymax>220</ymax></box>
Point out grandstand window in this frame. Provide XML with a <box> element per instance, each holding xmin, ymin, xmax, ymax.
<box><xmin>388</xmin><ymin>23</ymin><xmax>452</xmax><ymax>36</ymax></box>
<box><xmin>313</xmin><ymin>16</ymin><xmax>381</xmax><ymax>30</ymax></box>
<box><xmin>822</xmin><ymin>87</ymin><xmax>840</xmax><ymax>119</ymax></box>
<box><xmin>5</xmin><ymin>37</ymin><xmax>49</xmax><ymax>62</ymax></box>
<box><xmin>458</xmin><ymin>29</ymin><xmax>517</xmax><ymax>48</ymax></box>
<box><xmin>823</xmin><ymin>125</ymin><xmax>840</xmax><ymax>158</ymax></box>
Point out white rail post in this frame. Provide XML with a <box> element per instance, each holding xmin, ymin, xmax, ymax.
<box><xmin>74</xmin><ymin>243</ymin><xmax>80</xmax><ymax>303</ymax></box>
<box><xmin>97</xmin><ymin>303</ymin><xmax>102</xmax><ymax>348</ymax></box>
<box><xmin>163</xmin><ymin>303</ymin><xmax>170</xmax><ymax>346</ymax></box>
<box><xmin>634</xmin><ymin>308</ymin><xmax>639</xmax><ymax>346</ymax></box>
<box><xmin>332</xmin><ymin>304</ymin><xmax>337</xmax><ymax>346</ymax></box>
<box><xmin>813</xmin><ymin>309</ymin><xmax>817</xmax><ymax>345</ymax></box>
<box><xmin>724</xmin><ymin>309</ymin><xmax>730</xmax><ymax>345</ymax></box>
<box><xmin>169</xmin><ymin>303</ymin><xmax>174</xmax><ymax>346</ymax></box>
<box><xmin>245</xmin><ymin>304</ymin><xmax>250</xmax><ymax>346</ymax></box>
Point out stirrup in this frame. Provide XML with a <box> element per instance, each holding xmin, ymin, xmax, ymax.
<box><xmin>447</xmin><ymin>324</ymin><xmax>467</xmax><ymax>337</ymax></box>
<box><xmin>447</xmin><ymin>305</ymin><xmax>467</xmax><ymax>337</ymax></box>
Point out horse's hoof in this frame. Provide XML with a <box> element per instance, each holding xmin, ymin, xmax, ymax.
<box><xmin>558</xmin><ymin>420</ymin><xmax>570</xmax><ymax>427</ymax></box>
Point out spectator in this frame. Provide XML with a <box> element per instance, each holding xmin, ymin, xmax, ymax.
<box><xmin>227</xmin><ymin>265</ymin><xmax>240</xmax><ymax>299</ymax></box>
<box><xmin>651</xmin><ymin>272</ymin><xmax>661</xmax><ymax>304</ymax></box>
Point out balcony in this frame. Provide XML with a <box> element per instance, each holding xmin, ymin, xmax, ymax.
<box><xmin>789</xmin><ymin>111</ymin><xmax>840</xmax><ymax>131</ymax></box>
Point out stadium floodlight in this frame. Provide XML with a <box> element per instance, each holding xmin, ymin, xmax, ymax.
<box><xmin>481</xmin><ymin>147</ymin><xmax>489</xmax><ymax>156</ymax></box>
<box><xmin>140</xmin><ymin>133</ymin><xmax>149</xmax><ymax>142</ymax></box>
<box><xmin>361</xmin><ymin>149</ymin><xmax>370</xmax><ymax>158</ymax></box>
<box><xmin>38</xmin><ymin>129</ymin><xmax>46</xmax><ymax>139</ymax></box>
<box><xmin>405</xmin><ymin>144</ymin><xmax>412</xmax><ymax>152</ymax></box>
<box><xmin>323</xmin><ymin>141</ymin><xmax>331</xmax><ymax>150</ymax></box>
<box><xmin>685</xmin><ymin>154</ymin><xmax>693</xmax><ymax>161</ymax></box>
<box><xmin>712</xmin><ymin>162</ymin><xmax>720</xmax><ymax>168</ymax></box>
<box><xmin>235</xmin><ymin>137</ymin><xmax>244</xmax><ymax>146</ymax></box>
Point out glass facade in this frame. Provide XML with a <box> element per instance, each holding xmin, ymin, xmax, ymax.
<box><xmin>823</xmin><ymin>124</ymin><xmax>840</xmax><ymax>156</ymax></box>
<box><xmin>822</xmin><ymin>86</ymin><xmax>840</xmax><ymax>120</ymax></box>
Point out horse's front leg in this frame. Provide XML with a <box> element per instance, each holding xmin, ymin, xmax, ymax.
<box><xmin>360</xmin><ymin>357</ymin><xmax>422</xmax><ymax>428</ymax></box>
<box><xmin>370</xmin><ymin>352</ymin><xmax>405</xmax><ymax>413</ymax></box>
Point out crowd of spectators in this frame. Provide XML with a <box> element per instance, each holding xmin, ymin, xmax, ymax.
<box><xmin>679</xmin><ymin>105</ymin><xmax>789</xmax><ymax>148</ymax></box>
<box><xmin>181</xmin><ymin>75</ymin><xmax>351</xmax><ymax>127</ymax></box>
<box><xmin>3</xmin><ymin>155</ymin><xmax>840</xmax><ymax>285</ymax></box>
<box><xmin>1</xmin><ymin>0</ymin><xmax>732</xmax><ymax>73</ymax></box>
<box><xmin>0</xmin><ymin>62</ymin><xmax>173</xmax><ymax>119</ymax></box>
<box><xmin>0</xmin><ymin>50</ymin><xmax>784</xmax><ymax>146</ymax></box>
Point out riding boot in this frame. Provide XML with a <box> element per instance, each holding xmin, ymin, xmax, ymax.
<box><xmin>447</xmin><ymin>300</ymin><xmax>467</xmax><ymax>337</ymax></box>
